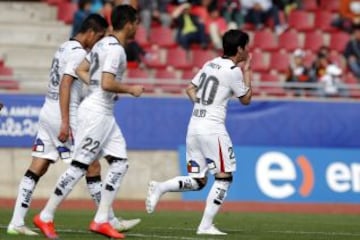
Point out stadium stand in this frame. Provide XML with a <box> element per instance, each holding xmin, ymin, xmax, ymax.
<box><xmin>1</xmin><ymin>0</ymin><xmax>360</xmax><ymax>98</ymax></box>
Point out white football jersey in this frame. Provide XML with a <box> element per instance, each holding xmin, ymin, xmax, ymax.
<box><xmin>80</xmin><ymin>35</ymin><xmax>127</xmax><ymax>114</ymax></box>
<box><xmin>187</xmin><ymin>57</ymin><xmax>249</xmax><ymax>135</ymax></box>
<box><xmin>42</xmin><ymin>39</ymin><xmax>87</xmax><ymax>123</ymax></box>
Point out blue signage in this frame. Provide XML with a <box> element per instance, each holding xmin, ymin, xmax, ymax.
<box><xmin>179</xmin><ymin>146</ymin><xmax>360</xmax><ymax>203</ymax></box>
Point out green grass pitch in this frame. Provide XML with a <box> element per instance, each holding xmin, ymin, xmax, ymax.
<box><xmin>0</xmin><ymin>209</ymin><xmax>360</xmax><ymax>239</ymax></box>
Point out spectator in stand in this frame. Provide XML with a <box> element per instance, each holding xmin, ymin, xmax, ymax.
<box><xmin>240</xmin><ymin>0</ymin><xmax>287</xmax><ymax>35</ymax></box>
<box><xmin>344</xmin><ymin>23</ymin><xmax>360</xmax><ymax>79</ymax></box>
<box><xmin>318</xmin><ymin>64</ymin><xmax>347</xmax><ymax>97</ymax></box>
<box><xmin>138</xmin><ymin>0</ymin><xmax>172</xmax><ymax>39</ymax></box>
<box><xmin>207</xmin><ymin>5</ymin><xmax>235</xmax><ymax>50</ymax></box>
<box><xmin>172</xmin><ymin>2</ymin><xmax>208</xmax><ymax>50</ymax></box>
<box><xmin>285</xmin><ymin>49</ymin><xmax>313</xmax><ymax>95</ymax></box>
<box><xmin>311</xmin><ymin>46</ymin><xmax>331</xmax><ymax>81</ymax></box>
<box><xmin>273</xmin><ymin>0</ymin><xmax>299</xmax><ymax>20</ymax></box>
<box><xmin>217</xmin><ymin>0</ymin><xmax>242</xmax><ymax>27</ymax></box>
<box><xmin>332</xmin><ymin>0</ymin><xmax>360</xmax><ymax>33</ymax></box>
<box><xmin>71</xmin><ymin>0</ymin><xmax>92</xmax><ymax>37</ymax></box>
<box><xmin>125</xmin><ymin>39</ymin><xmax>146</xmax><ymax>68</ymax></box>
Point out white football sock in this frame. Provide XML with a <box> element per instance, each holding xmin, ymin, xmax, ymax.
<box><xmin>9</xmin><ymin>170</ymin><xmax>39</xmax><ymax>226</ymax></box>
<box><xmin>40</xmin><ymin>165</ymin><xmax>85</xmax><ymax>222</ymax></box>
<box><xmin>199</xmin><ymin>179</ymin><xmax>230</xmax><ymax>229</ymax></box>
<box><xmin>94</xmin><ymin>160</ymin><xmax>128</xmax><ymax>223</ymax></box>
<box><xmin>158</xmin><ymin>176</ymin><xmax>200</xmax><ymax>194</ymax></box>
<box><xmin>86</xmin><ymin>176</ymin><xmax>116</xmax><ymax>221</ymax></box>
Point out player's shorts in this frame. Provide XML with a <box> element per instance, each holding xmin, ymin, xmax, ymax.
<box><xmin>72</xmin><ymin>108</ymin><xmax>127</xmax><ymax>165</ymax></box>
<box><xmin>32</xmin><ymin>114</ymin><xmax>73</xmax><ymax>162</ymax></box>
<box><xmin>186</xmin><ymin>133</ymin><xmax>236</xmax><ymax>178</ymax></box>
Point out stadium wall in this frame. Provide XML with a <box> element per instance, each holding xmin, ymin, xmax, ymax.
<box><xmin>1</xmin><ymin>94</ymin><xmax>360</xmax><ymax>201</ymax></box>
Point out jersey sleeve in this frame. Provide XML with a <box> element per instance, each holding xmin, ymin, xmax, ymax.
<box><xmin>191</xmin><ymin>68</ymin><xmax>204</xmax><ymax>87</ymax></box>
<box><xmin>102</xmin><ymin>46</ymin><xmax>123</xmax><ymax>75</ymax></box>
<box><xmin>63</xmin><ymin>49</ymin><xmax>87</xmax><ymax>78</ymax></box>
<box><xmin>230</xmin><ymin>68</ymin><xmax>250</xmax><ymax>98</ymax></box>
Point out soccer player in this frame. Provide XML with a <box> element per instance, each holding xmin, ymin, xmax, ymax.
<box><xmin>7</xmin><ymin>14</ymin><xmax>138</xmax><ymax>236</ymax></box>
<box><xmin>33</xmin><ymin>5</ymin><xmax>143</xmax><ymax>239</ymax></box>
<box><xmin>146</xmin><ymin>29</ymin><xmax>252</xmax><ymax>235</ymax></box>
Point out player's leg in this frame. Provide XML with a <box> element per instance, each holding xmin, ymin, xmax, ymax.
<box><xmin>146</xmin><ymin>134</ymin><xmax>208</xmax><ymax>213</ymax></box>
<box><xmin>7</xmin><ymin>122</ymin><xmax>61</xmax><ymax>236</ymax></box>
<box><xmin>34</xmin><ymin>110</ymin><xmax>106</xmax><ymax>239</ymax></box>
<box><xmin>7</xmin><ymin>157</ymin><xmax>51</xmax><ymax>236</ymax></box>
<box><xmin>197</xmin><ymin>134</ymin><xmax>236</xmax><ymax>235</ymax></box>
<box><xmin>86</xmin><ymin>160</ymin><xmax>140</xmax><ymax>232</ymax></box>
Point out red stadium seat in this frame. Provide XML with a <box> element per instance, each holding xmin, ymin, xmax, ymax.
<box><xmin>304</xmin><ymin>31</ymin><xmax>324</xmax><ymax>52</ymax></box>
<box><xmin>314</xmin><ymin>11</ymin><xmax>337</xmax><ymax>32</ymax></box>
<box><xmin>344</xmin><ymin>73</ymin><xmax>358</xmax><ymax>84</ymax></box>
<box><xmin>149</xmin><ymin>27</ymin><xmax>176</xmax><ymax>48</ymax></box>
<box><xmin>329</xmin><ymin>32</ymin><xmax>350</xmax><ymax>52</ymax></box>
<box><xmin>0</xmin><ymin>66</ymin><xmax>19</xmax><ymax>90</ymax></box>
<box><xmin>166</xmin><ymin>48</ymin><xmax>193</xmax><ymax>70</ymax></box>
<box><xmin>269</xmin><ymin>52</ymin><xmax>290</xmax><ymax>73</ymax></box>
<box><xmin>288</xmin><ymin>10</ymin><xmax>314</xmax><ymax>31</ymax></box>
<box><xmin>57</xmin><ymin>2</ymin><xmax>77</xmax><ymax>24</ymax></box>
<box><xmin>259</xmin><ymin>73</ymin><xmax>287</xmax><ymax>97</ymax></box>
<box><xmin>252</xmin><ymin>30</ymin><xmax>279</xmax><ymax>51</ymax></box>
<box><xmin>154</xmin><ymin>69</ymin><xmax>182</xmax><ymax>94</ymax></box>
<box><xmin>278</xmin><ymin>30</ymin><xmax>300</xmax><ymax>52</ymax></box>
<box><xmin>135</xmin><ymin>24</ymin><xmax>150</xmax><ymax>48</ymax></box>
<box><xmin>192</xmin><ymin>49</ymin><xmax>215</xmax><ymax>68</ymax></box>
<box><xmin>143</xmin><ymin>47</ymin><xmax>166</xmax><ymax>69</ymax></box>
<box><xmin>320</xmin><ymin>0</ymin><xmax>339</xmax><ymax>12</ymax></box>
<box><xmin>252</xmin><ymin>51</ymin><xmax>269</xmax><ymax>72</ymax></box>
<box><xmin>127</xmin><ymin>68</ymin><xmax>154</xmax><ymax>93</ymax></box>
<box><xmin>181</xmin><ymin>69</ymin><xmax>196</xmax><ymax>80</ymax></box>
<box><xmin>302</xmin><ymin>0</ymin><xmax>319</xmax><ymax>11</ymax></box>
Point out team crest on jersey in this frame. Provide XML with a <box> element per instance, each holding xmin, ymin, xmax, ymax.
<box><xmin>32</xmin><ymin>138</ymin><xmax>44</xmax><ymax>152</ymax></box>
<box><xmin>206</xmin><ymin>158</ymin><xmax>216</xmax><ymax>170</ymax></box>
<box><xmin>187</xmin><ymin>160</ymin><xmax>200</xmax><ymax>173</ymax></box>
<box><xmin>57</xmin><ymin>146</ymin><xmax>71</xmax><ymax>160</ymax></box>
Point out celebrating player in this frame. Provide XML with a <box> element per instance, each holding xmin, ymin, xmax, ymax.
<box><xmin>33</xmin><ymin>5</ymin><xmax>143</xmax><ymax>239</ymax></box>
<box><xmin>7</xmin><ymin>14</ymin><xmax>138</xmax><ymax>237</ymax></box>
<box><xmin>146</xmin><ymin>29</ymin><xmax>252</xmax><ymax>235</ymax></box>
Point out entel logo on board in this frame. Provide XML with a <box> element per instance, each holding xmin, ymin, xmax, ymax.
<box><xmin>255</xmin><ymin>152</ymin><xmax>314</xmax><ymax>199</ymax></box>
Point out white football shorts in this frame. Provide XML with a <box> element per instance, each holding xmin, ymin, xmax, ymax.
<box><xmin>186</xmin><ymin>133</ymin><xmax>236</xmax><ymax>178</ymax></box>
<box><xmin>32</xmin><ymin>114</ymin><xmax>73</xmax><ymax>162</ymax></box>
<box><xmin>72</xmin><ymin>109</ymin><xmax>127</xmax><ymax>165</ymax></box>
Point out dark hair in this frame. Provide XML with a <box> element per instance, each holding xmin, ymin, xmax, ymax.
<box><xmin>78</xmin><ymin>0</ymin><xmax>91</xmax><ymax>10</ymax></box>
<box><xmin>111</xmin><ymin>5</ymin><xmax>138</xmax><ymax>31</ymax></box>
<box><xmin>222</xmin><ymin>29</ymin><xmax>249</xmax><ymax>57</ymax></box>
<box><xmin>77</xmin><ymin>13</ymin><xmax>109</xmax><ymax>34</ymax></box>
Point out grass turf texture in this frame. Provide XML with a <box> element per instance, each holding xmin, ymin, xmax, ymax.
<box><xmin>0</xmin><ymin>209</ymin><xmax>360</xmax><ymax>239</ymax></box>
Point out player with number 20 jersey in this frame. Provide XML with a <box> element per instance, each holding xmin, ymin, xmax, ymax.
<box><xmin>146</xmin><ymin>29</ymin><xmax>252</xmax><ymax>236</ymax></box>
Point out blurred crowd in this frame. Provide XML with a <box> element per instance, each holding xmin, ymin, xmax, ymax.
<box><xmin>69</xmin><ymin>0</ymin><xmax>360</xmax><ymax>98</ymax></box>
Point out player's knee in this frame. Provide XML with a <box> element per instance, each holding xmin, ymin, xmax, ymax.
<box><xmin>215</xmin><ymin>172</ymin><xmax>233</xmax><ymax>183</ymax></box>
<box><xmin>71</xmin><ymin>160</ymin><xmax>89</xmax><ymax>171</ymax></box>
<box><xmin>29</xmin><ymin>157</ymin><xmax>52</xmax><ymax>177</ymax></box>
<box><xmin>86</xmin><ymin>160</ymin><xmax>101</xmax><ymax>177</ymax></box>
<box><xmin>194</xmin><ymin>176</ymin><xmax>207</xmax><ymax>190</ymax></box>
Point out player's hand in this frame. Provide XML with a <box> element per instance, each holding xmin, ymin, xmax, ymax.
<box><xmin>131</xmin><ymin>85</ymin><xmax>144</xmax><ymax>97</ymax></box>
<box><xmin>58</xmin><ymin>122</ymin><xmax>70</xmax><ymax>143</ymax></box>
<box><xmin>242</xmin><ymin>53</ymin><xmax>252</xmax><ymax>72</ymax></box>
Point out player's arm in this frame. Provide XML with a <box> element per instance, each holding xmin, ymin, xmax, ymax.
<box><xmin>186</xmin><ymin>83</ymin><xmax>198</xmax><ymax>103</ymax></box>
<box><xmin>58</xmin><ymin>74</ymin><xmax>74</xmax><ymax>142</ymax></box>
<box><xmin>76</xmin><ymin>59</ymin><xmax>91</xmax><ymax>84</ymax></box>
<box><xmin>102</xmin><ymin>72</ymin><xmax>144</xmax><ymax>97</ymax></box>
<box><xmin>238</xmin><ymin>54</ymin><xmax>252</xmax><ymax>105</ymax></box>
